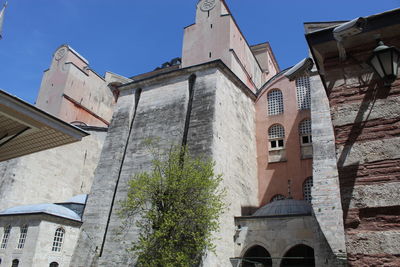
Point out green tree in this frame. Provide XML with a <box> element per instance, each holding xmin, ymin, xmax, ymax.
<box><xmin>119</xmin><ymin>143</ymin><xmax>225</xmax><ymax>267</ymax></box>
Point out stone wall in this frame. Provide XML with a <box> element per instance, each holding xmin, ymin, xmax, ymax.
<box><xmin>0</xmin><ymin>129</ymin><xmax>107</xmax><ymax>211</ymax></box>
<box><xmin>72</xmin><ymin>62</ymin><xmax>258</xmax><ymax>267</ymax></box>
<box><xmin>71</xmin><ymin>73</ymin><xmax>192</xmax><ymax>266</ymax></box>
<box><xmin>200</xmin><ymin>69</ymin><xmax>258</xmax><ymax>266</ymax></box>
<box><xmin>309</xmin><ymin>74</ymin><xmax>347</xmax><ymax>266</ymax></box>
<box><xmin>98</xmin><ymin>74</ymin><xmax>191</xmax><ymax>266</ymax></box>
<box><xmin>327</xmin><ymin>72</ymin><xmax>400</xmax><ymax>266</ymax></box>
<box><xmin>70</xmin><ymin>89</ymin><xmax>138</xmax><ymax>267</ymax></box>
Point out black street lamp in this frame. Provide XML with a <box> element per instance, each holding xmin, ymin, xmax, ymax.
<box><xmin>369</xmin><ymin>41</ymin><xmax>400</xmax><ymax>87</ymax></box>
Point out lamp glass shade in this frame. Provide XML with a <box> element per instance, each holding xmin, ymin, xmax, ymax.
<box><xmin>369</xmin><ymin>41</ymin><xmax>400</xmax><ymax>85</ymax></box>
<box><xmin>380</xmin><ymin>50</ymin><xmax>393</xmax><ymax>78</ymax></box>
<box><xmin>370</xmin><ymin>56</ymin><xmax>385</xmax><ymax>78</ymax></box>
<box><xmin>393</xmin><ymin>52</ymin><xmax>399</xmax><ymax>76</ymax></box>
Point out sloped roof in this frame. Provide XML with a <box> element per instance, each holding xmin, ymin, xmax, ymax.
<box><xmin>0</xmin><ymin>203</ymin><xmax>81</xmax><ymax>222</ymax></box>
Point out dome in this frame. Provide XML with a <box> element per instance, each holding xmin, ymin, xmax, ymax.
<box><xmin>0</xmin><ymin>203</ymin><xmax>81</xmax><ymax>221</ymax></box>
<box><xmin>253</xmin><ymin>199</ymin><xmax>312</xmax><ymax>217</ymax></box>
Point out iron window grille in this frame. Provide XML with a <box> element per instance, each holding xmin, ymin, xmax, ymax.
<box><xmin>303</xmin><ymin>177</ymin><xmax>313</xmax><ymax>203</ymax></box>
<box><xmin>296</xmin><ymin>77</ymin><xmax>311</xmax><ymax>110</ymax></box>
<box><xmin>267</xmin><ymin>89</ymin><xmax>284</xmax><ymax>116</ymax></box>
<box><xmin>299</xmin><ymin>119</ymin><xmax>312</xmax><ymax>145</ymax></box>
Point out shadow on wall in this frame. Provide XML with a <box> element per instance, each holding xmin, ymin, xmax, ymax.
<box><xmin>326</xmin><ymin>72</ymin><xmax>391</xmax><ymax>228</ymax></box>
<box><xmin>240</xmin><ymin>206</ymin><xmax>258</xmax><ymax>216</ymax></box>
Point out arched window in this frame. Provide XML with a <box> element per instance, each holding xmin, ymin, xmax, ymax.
<box><xmin>52</xmin><ymin>228</ymin><xmax>65</xmax><ymax>252</ymax></box>
<box><xmin>243</xmin><ymin>245</ymin><xmax>272</xmax><ymax>267</ymax></box>
<box><xmin>17</xmin><ymin>225</ymin><xmax>28</xmax><ymax>249</ymax></box>
<box><xmin>268</xmin><ymin>124</ymin><xmax>285</xmax><ymax>150</ymax></box>
<box><xmin>281</xmin><ymin>244</ymin><xmax>315</xmax><ymax>266</ymax></box>
<box><xmin>303</xmin><ymin>177</ymin><xmax>313</xmax><ymax>203</ymax></box>
<box><xmin>267</xmin><ymin>89</ymin><xmax>284</xmax><ymax>115</ymax></box>
<box><xmin>271</xmin><ymin>194</ymin><xmax>285</xmax><ymax>202</ymax></box>
<box><xmin>49</xmin><ymin>262</ymin><xmax>59</xmax><ymax>267</ymax></box>
<box><xmin>11</xmin><ymin>259</ymin><xmax>19</xmax><ymax>267</ymax></box>
<box><xmin>1</xmin><ymin>225</ymin><xmax>11</xmax><ymax>249</ymax></box>
<box><xmin>296</xmin><ymin>76</ymin><xmax>311</xmax><ymax>110</ymax></box>
<box><xmin>299</xmin><ymin>119</ymin><xmax>312</xmax><ymax>145</ymax></box>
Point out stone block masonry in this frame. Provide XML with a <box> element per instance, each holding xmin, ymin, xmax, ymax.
<box><xmin>199</xmin><ymin>69</ymin><xmax>258</xmax><ymax>266</ymax></box>
<box><xmin>98</xmin><ymin>75</ymin><xmax>191</xmax><ymax>266</ymax></box>
<box><xmin>70</xmin><ymin>89</ymin><xmax>138</xmax><ymax>267</ymax></box>
<box><xmin>309</xmin><ymin>74</ymin><xmax>347</xmax><ymax>267</ymax></box>
<box><xmin>328</xmin><ymin>73</ymin><xmax>400</xmax><ymax>266</ymax></box>
<box><xmin>0</xmin><ymin>129</ymin><xmax>107</xmax><ymax>211</ymax></box>
<box><xmin>71</xmin><ymin>61</ymin><xmax>259</xmax><ymax>266</ymax></box>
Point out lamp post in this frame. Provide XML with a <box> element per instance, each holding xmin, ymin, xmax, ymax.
<box><xmin>368</xmin><ymin>41</ymin><xmax>400</xmax><ymax>87</ymax></box>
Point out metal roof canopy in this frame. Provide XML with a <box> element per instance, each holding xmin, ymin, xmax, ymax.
<box><xmin>0</xmin><ymin>90</ymin><xmax>88</xmax><ymax>162</ymax></box>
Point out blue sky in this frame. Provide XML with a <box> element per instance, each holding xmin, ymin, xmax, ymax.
<box><xmin>1</xmin><ymin>0</ymin><xmax>399</xmax><ymax>103</ymax></box>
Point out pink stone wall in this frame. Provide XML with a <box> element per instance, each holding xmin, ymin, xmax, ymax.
<box><xmin>182</xmin><ymin>0</ymin><xmax>275</xmax><ymax>92</ymax></box>
<box><xmin>36</xmin><ymin>45</ymin><xmax>115</xmax><ymax>127</ymax></box>
<box><xmin>255</xmin><ymin>75</ymin><xmax>312</xmax><ymax>205</ymax></box>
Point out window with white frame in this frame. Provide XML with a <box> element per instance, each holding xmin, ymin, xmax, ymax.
<box><xmin>299</xmin><ymin>119</ymin><xmax>312</xmax><ymax>145</ymax></box>
<box><xmin>17</xmin><ymin>225</ymin><xmax>28</xmax><ymax>249</ymax></box>
<box><xmin>268</xmin><ymin>124</ymin><xmax>285</xmax><ymax>150</ymax></box>
<box><xmin>52</xmin><ymin>228</ymin><xmax>65</xmax><ymax>252</ymax></box>
<box><xmin>271</xmin><ymin>194</ymin><xmax>285</xmax><ymax>202</ymax></box>
<box><xmin>1</xmin><ymin>225</ymin><xmax>11</xmax><ymax>249</ymax></box>
<box><xmin>303</xmin><ymin>177</ymin><xmax>313</xmax><ymax>203</ymax></box>
<box><xmin>296</xmin><ymin>77</ymin><xmax>311</xmax><ymax>110</ymax></box>
<box><xmin>267</xmin><ymin>89</ymin><xmax>284</xmax><ymax>115</ymax></box>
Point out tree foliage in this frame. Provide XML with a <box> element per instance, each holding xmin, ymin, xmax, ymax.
<box><xmin>119</xmin><ymin>143</ymin><xmax>225</xmax><ymax>267</ymax></box>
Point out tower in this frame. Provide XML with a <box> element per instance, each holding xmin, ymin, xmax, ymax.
<box><xmin>71</xmin><ymin>1</ymin><xmax>274</xmax><ymax>265</ymax></box>
<box><xmin>0</xmin><ymin>45</ymin><xmax>123</xmax><ymax>210</ymax></box>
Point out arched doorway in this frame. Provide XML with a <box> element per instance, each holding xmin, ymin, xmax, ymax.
<box><xmin>280</xmin><ymin>244</ymin><xmax>315</xmax><ymax>267</ymax></box>
<box><xmin>242</xmin><ymin>245</ymin><xmax>272</xmax><ymax>267</ymax></box>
